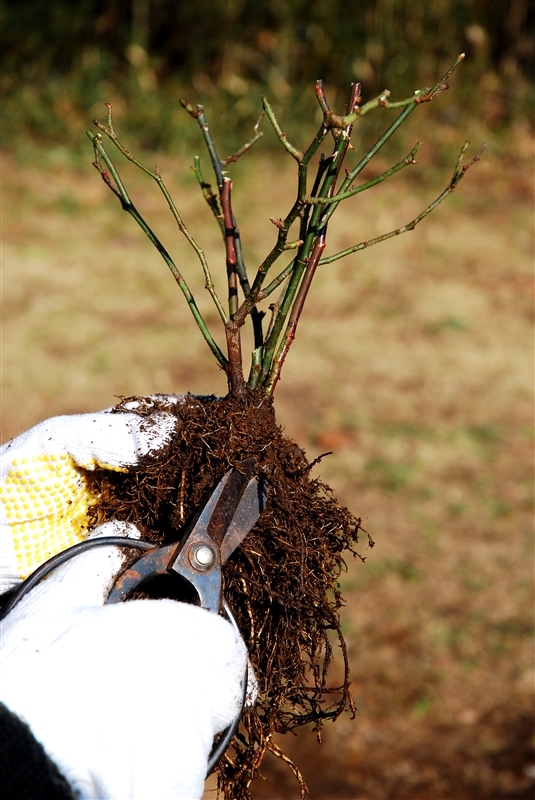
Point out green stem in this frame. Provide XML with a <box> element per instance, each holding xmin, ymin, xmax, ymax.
<box><xmin>254</xmin><ymin>152</ymin><xmax>330</xmax><ymax>374</ymax></box>
<box><xmin>87</xmin><ymin>131</ymin><xmax>227</xmax><ymax>370</ymax></box>
<box><xmin>154</xmin><ymin>172</ymin><xmax>228</xmax><ymax>324</ymax></box>
<box><xmin>248</xmin><ymin>345</ymin><xmax>263</xmax><ymax>390</ymax></box>
<box><xmin>237</xmin><ymin>120</ymin><xmax>330</xmax><ymax>334</ymax></box>
<box><xmin>182</xmin><ymin>101</ymin><xmax>265</xmax><ymax>351</ymax></box>
<box><xmin>192</xmin><ymin>155</ymin><xmax>225</xmax><ymax>235</ymax></box>
<box><xmin>264</xmin><ymin>233</ymin><xmax>326</xmax><ymax>395</ymax></box>
<box><xmin>255</xmin><ymin>257</ymin><xmax>303</xmax><ymax>386</ymax></box>
<box><xmin>92</xmin><ymin>114</ymin><xmax>228</xmax><ymax>324</ymax></box>
<box><xmin>257</xmin><ymin>122</ymin><xmax>352</xmax><ymax>386</ymax></box>
<box><xmin>221</xmin><ymin>115</ymin><xmax>264</xmax><ymax>166</ymax></box>
<box><xmin>262</xmin><ymin>96</ymin><xmax>303</xmax><ymax>161</ymax></box>
<box><xmin>180</xmin><ymin>102</ymin><xmax>224</xmax><ymax>189</ymax></box>
<box><xmin>261</xmin><ymin>84</ymin><xmax>360</xmax><ymax>392</ymax></box>
<box><xmin>318</xmin><ymin>141</ymin><xmax>486</xmax><ymax>266</ymax></box>
<box><xmin>318</xmin><ymin>53</ymin><xmax>465</xmax><ymax>129</ymax></box>
<box><xmin>258</xmin><ymin>261</ymin><xmax>296</xmax><ymax>300</ymax></box>
<box><xmin>193</xmin><ymin>157</ymin><xmax>264</xmax><ymax>346</ymax></box>
<box><xmin>307</xmin><ymin>142</ymin><xmax>422</xmax><ymax>206</ymax></box>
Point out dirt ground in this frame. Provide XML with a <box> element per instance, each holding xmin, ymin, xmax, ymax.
<box><xmin>1</xmin><ymin>117</ymin><xmax>533</xmax><ymax>799</ymax></box>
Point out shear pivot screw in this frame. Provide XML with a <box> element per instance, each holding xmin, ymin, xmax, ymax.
<box><xmin>190</xmin><ymin>544</ymin><xmax>215</xmax><ymax>571</ymax></box>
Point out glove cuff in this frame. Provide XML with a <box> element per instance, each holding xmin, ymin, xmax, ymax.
<box><xmin>0</xmin><ymin>702</ymin><xmax>76</xmax><ymax>800</ymax></box>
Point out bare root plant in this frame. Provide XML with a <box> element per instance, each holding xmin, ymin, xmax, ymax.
<box><xmin>86</xmin><ymin>54</ymin><xmax>485</xmax><ymax>798</ymax></box>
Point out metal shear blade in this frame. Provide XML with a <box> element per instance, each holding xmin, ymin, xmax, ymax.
<box><xmin>107</xmin><ymin>458</ymin><xmax>266</xmax><ymax>613</ymax></box>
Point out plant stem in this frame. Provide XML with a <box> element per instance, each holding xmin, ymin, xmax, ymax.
<box><xmin>235</xmin><ymin>117</ymin><xmax>330</xmax><ymax>336</ymax></box>
<box><xmin>308</xmin><ymin>142</ymin><xmax>422</xmax><ymax>206</ymax></box>
<box><xmin>192</xmin><ymin>155</ymin><xmax>225</xmax><ymax>235</ymax></box>
<box><xmin>221</xmin><ymin>178</ymin><xmax>239</xmax><ymax>318</ymax></box>
<box><xmin>181</xmin><ymin>100</ymin><xmax>265</xmax><ymax>359</ymax></box>
<box><xmin>92</xmin><ymin>112</ymin><xmax>228</xmax><ymax>324</ymax></box>
<box><xmin>264</xmin><ymin>233</ymin><xmax>326</xmax><ymax>394</ymax></box>
<box><xmin>318</xmin><ymin>141</ymin><xmax>487</xmax><ymax>266</ymax></box>
<box><xmin>260</xmin><ymin>84</ymin><xmax>359</xmax><ymax>392</ymax></box>
<box><xmin>87</xmin><ymin>130</ymin><xmax>227</xmax><ymax>370</ymax></box>
<box><xmin>90</xmin><ymin>56</ymin><xmax>481</xmax><ymax>401</ymax></box>
<box><xmin>180</xmin><ymin>102</ymin><xmax>224</xmax><ymax>189</ymax></box>
<box><xmin>262</xmin><ymin>97</ymin><xmax>303</xmax><ymax>161</ymax></box>
<box><xmin>258</xmin><ymin>261</ymin><xmax>296</xmax><ymax>300</ymax></box>
<box><xmin>320</xmin><ymin>104</ymin><xmax>418</xmax><ymax>230</ymax></box>
<box><xmin>221</xmin><ymin>112</ymin><xmax>264</xmax><ymax>166</ymax></box>
<box><xmin>317</xmin><ymin>53</ymin><xmax>465</xmax><ymax>129</ymax></box>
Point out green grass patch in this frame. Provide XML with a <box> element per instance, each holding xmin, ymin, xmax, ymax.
<box><xmin>424</xmin><ymin>315</ymin><xmax>469</xmax><ymax>335</ymax></box>
<box><xmin>365</xmin><ymin>457</ymin><xmax>412</xmax><ymax>492</ymax></box>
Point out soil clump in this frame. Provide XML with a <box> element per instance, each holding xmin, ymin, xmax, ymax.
<box><xmin>89</xmin><ymin>390</ymin><xmax>366</xmax><ymax>797</ymax></box>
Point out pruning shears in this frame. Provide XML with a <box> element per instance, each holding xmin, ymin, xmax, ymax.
<box><xmin>2</xmin><ymin>457</ymin><xmax>267</xmax><ymax>774</ymax></box>
<box><xmin>106</xmin><ymin>456</ymin><xmax>266</xmax><ymax>612</ymax></box>
<box><xmin>105</xmin><ymin>457</ymin><xmax>266</xmax><ymax>773</ymax></box>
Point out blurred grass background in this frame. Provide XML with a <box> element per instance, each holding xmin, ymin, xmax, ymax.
<box><xmin>1</xmin><ymin>0</ymin><xmax>534</xmax><ymax>156</ymax></box>
<box><xmin>1</xmin><ymin>2</ymin><xmax>534</xmax><ymax>798</ymax></box>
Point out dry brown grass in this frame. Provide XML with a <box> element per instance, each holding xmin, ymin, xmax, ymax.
<box><xmin>1</xmin><ymin>124</ymin><xmax>533</xmax><ymax>799</ymax></box>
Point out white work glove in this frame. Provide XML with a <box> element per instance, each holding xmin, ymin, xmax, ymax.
<box><xmin>0</xmin><ymin>399</ymin><xmax>179</xmax><ymax>592</ymax></box>
<box><xmin>0</xmin><ymin>401</ymin><xmax>253</xmax><ymax>798</ymax></box>
<box><xmin>0</xmin><ymin>525</ymin><xmax>249</xmax><ymax>799</ymax></box>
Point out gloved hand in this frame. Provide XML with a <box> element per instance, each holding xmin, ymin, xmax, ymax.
<box><xmin>0</xmin><ymin>399</ymin><xmax>179</xmax><ymax>592</ymax></box>
<box><xmin>0</xmin><ymin>525</ymin><xmax>248</xmax><ymax>799</ymax></box>
<box><xmin>0</xmin><ymin>402</ymin><xmax>252</xmax><ymax>799</ymax></box>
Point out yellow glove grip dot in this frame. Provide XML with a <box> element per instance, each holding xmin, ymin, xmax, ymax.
<box><xmin>0</xmin><ymin>454</ymin><xmax>102</xmax><ymax>578</ymax></box>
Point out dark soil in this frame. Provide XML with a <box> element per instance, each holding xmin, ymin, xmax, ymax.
<box><xmin>89</xmin><ymin>390</ymin><xmax>366</xmax><ymax>798</ymax></box>
<box><xmin>252</xmin><ymin>705</ymin><xmax>535</xmax><ymax>799</ymax></box>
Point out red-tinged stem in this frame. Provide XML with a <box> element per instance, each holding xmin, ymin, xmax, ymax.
<box><xmin>264</xmin><ymin>233</ymin><xmax>326</xmax><ymax>395</ymax></box>
<box><xmin>221</xmin><ymin>178</ymin><xmax>247</xmax><ymax>398</ymax></box>
<box><xmin>221</xmin><ymin>178</ymin><xmax>239</xmax><ymax>318</ymax></box>
<box><xmin>224</xmin><ymin>320</ymin><xmax>247</xmax><ymax>399</ymax></box>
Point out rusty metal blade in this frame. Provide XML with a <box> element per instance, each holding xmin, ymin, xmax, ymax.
<box><xmin>220</xmin><ymin>474</ymin><xmax>267</xmax><ymax>564</ymax></box>
<box><xmin>206</xmin><ymin>457</ymin><xmax>257</xmax><ymax>546</ymax></box>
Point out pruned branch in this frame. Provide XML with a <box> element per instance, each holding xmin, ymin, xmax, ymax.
<box><xmin>262</xmin><ymin>96</ymin><xmax>303</xmax><ymax>161</ymax></box>
<box><xmin>220</xmin><ymin>112</ymin><xmax>264</xmax><ymax>167</ymax></box>
<box><xmin>307</xmin><ymin>142</ymin><xmax>422</xmax><ymax>206</ymax></box>
<box><xmin>180</xmin><ymin>100</ymin><xmax>265</xmax><ymax>354</ymax></box>
<box><xmin>192</xmin><ymin>155</ymin><xmax>224</xmax><ymax>235</ymax></box>
<box><xmin>253</xmin><ymin>80</ymin><xmax>361</xmax><ymax>392</ymax></box>
<box><xmin>318</xmin><ymin>141</ymin><xmax>487</xmax><ymax>266</ymax></box>
<box><xmin>317</xmin><ymin>52</ymin><xmax>466</xmax><ymax>129</ymax></box>
<box><xmin>87</xmin><ymin>130</ymin><xmax>227</xmax><ymax>369</ymax></box>
<box><xmin>264</xmin><ymin>231</ymin><xmax>327</xmax><ymax>394</ymax></box>
<box><xmin>89</xmin><ymin>55</ymin><xmax>483</xmax><ymax>400</ymax></box>
<box><xmin>92</xmin><ymin>107</ymin><xmax>228</xmax><ymax>326</ymax></box>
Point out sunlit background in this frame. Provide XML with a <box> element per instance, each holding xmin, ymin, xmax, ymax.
<box><xmin>2</xmin><ymin>2</ymin><xmax>534</xmax><ymax>798</ymax></box>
